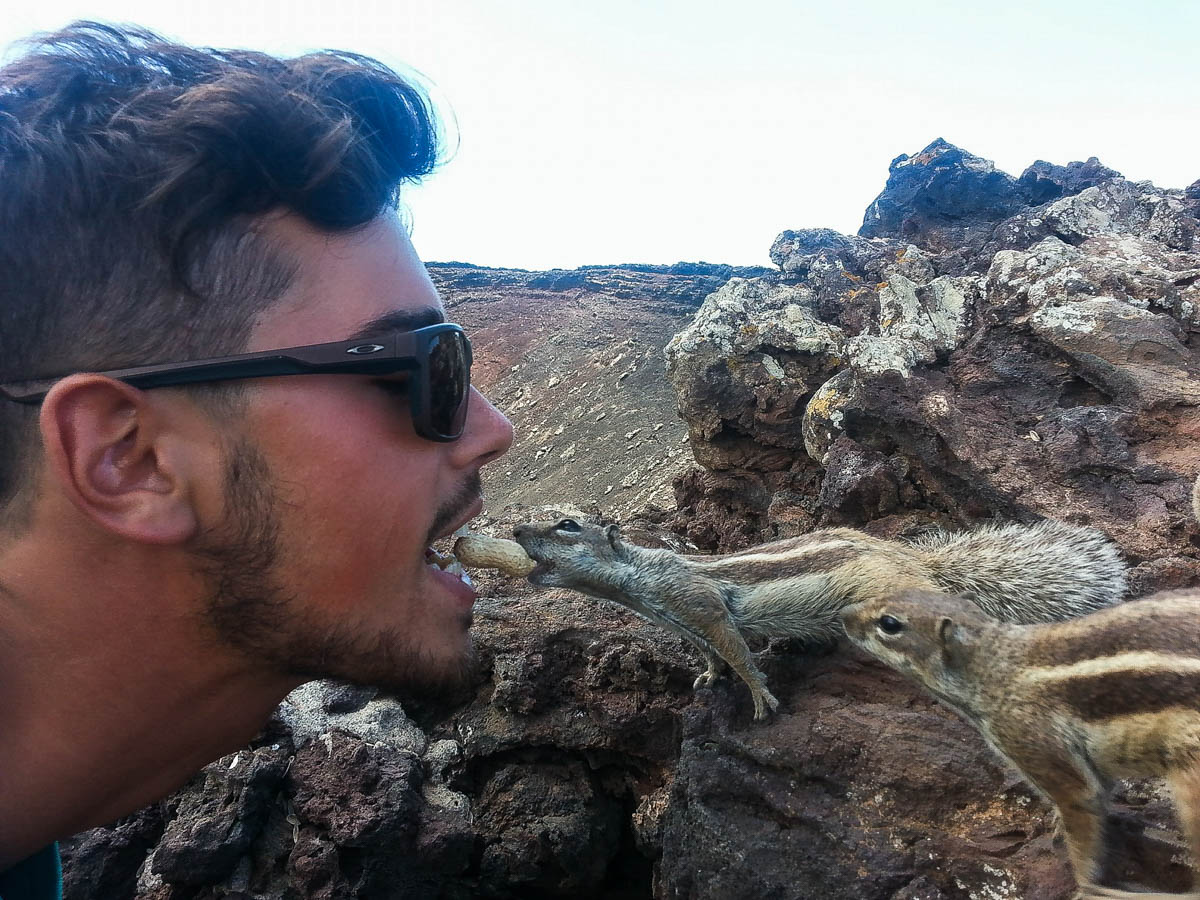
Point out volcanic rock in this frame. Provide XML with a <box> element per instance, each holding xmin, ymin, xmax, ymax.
<box><xmin>859</xmin><ymin>138</ymin><xmax>1029</xmax><ymax>263</ymax></box>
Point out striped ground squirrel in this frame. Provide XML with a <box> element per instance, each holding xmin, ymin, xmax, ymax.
<box><xmin>842</xmin><ymin>586</ymin><xmax>1200</xmax><ymax>897</ymax></box>
<box><xmin>512</xmin><ymin>518</ymin><xmax>1126</xmax><ymax>720</ymax></box>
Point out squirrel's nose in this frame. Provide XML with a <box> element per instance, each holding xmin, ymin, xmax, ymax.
<box><xmin>513</xmin><ymin>524</ymin><xmax>529</xmax><ymax>539</ymax></box>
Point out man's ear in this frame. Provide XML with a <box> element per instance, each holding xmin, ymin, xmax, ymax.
<box><xmin>39</xmin><ymin>375</ymin><xmax>202</xmax><ymax>544</ymax></box>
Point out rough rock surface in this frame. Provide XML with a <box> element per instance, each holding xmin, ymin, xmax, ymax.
<box><xmin>60</xmin><ymin>145</ymin><xmax>1200</xmax><ymax>899</ymax></box>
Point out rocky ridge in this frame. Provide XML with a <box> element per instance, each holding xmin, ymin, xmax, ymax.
<box><xmin>670</xmin><ymin>140</ymin><xmax>1200</xmax><ymax>593</ymax></box>
<box><xmin>60</xmin><ymin>141</ymin><xmax>1200</xmax><ymax>899</ymax></box>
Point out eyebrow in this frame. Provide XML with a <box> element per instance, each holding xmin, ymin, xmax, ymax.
<box><xmin>349</xmin><ymin>306</ymin><xmax>446</xmax><ymax>341</ymax></box>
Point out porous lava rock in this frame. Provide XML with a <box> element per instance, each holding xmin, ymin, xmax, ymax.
<box><xmin>859</xmin><ymin>138</ymin><xmax>1029</xmax><ymax>264</ymax></box>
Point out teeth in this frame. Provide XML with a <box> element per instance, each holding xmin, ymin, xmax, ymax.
<box><xmin>444</xmin><ymin>560</ymin><xmax>474</xmax><ymax>586</ymax></box>
<box><xmin>426</xmin><ymin>548</ymin><xmax>474</xmax><ymax>587</ymax></box>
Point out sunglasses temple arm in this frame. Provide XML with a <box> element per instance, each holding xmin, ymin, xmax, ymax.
<box><xmin>0</xmin><ymin>354</ymin><xmax>408</xmax><ymax>403</ymax></box>
<box><xmin>0</xmin><ymin>331</ymin><xmax>441</xmax><ymax>404</ymax></box>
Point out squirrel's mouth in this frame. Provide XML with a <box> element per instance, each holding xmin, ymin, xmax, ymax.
<box><xmin>519</xmin><ymin>546</ymin><xmax>555</xmax><ymax>581</ymax></box>
<box><xmin>513</xmin><ymin>537</ymin><xmax>554</xmax><ymax>581</ymax></box>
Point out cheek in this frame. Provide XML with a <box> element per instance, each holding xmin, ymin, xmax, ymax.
<box><xmin>868</xmin><ymin>643</ymin><xmax>905</xmax><ymax>666</ymax></box>
<box><xmin>263</xmin><ymin>388</ymin><xmax>438</xmax><ymax>506</ymax></box>
<box><xmin>843</xmin><ymin>622</ymin><xmax>872</xmax><ymax>645</ymax></box>
<box><xmin>253</xmin><ymin>395</ymin><xmax>441</xmax><ymax>589</ymax></box>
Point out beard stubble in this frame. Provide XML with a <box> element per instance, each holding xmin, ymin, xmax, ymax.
<box><xmin>190</xmin><ymin>438</ymin><xmax>477</xmax><ymax>698</ymax></box>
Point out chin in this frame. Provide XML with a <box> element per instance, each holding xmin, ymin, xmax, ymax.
<box><xmin>285</xmin><ymin>614</ymin><xmax>477</xmax><ymax>700</ymax></box>
<box><xmin>382</xmin><ymin>635</ymin><xmax>478</xmax><ymax>701</ymax></box>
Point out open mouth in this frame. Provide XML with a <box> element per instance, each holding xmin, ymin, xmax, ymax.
<box><xmin>425</xmin><ymin>547</ymin><xmax>475</xmax><ymax>587</ymax></box>
<box><xmin>511</xmin><ymin>538</ymin><xmax>554</xmax><ymax>580</ymax></box>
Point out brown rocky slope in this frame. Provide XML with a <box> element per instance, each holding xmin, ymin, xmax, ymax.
<box><xmin>60</xmin><ymin>141</ymin><xmax>1200</xmax><ymax>899</ymax></box>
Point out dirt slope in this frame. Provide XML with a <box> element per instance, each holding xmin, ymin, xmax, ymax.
<box><xmin>431</xmin><ymin>262</ymin><xmax>764</xmax><ymax>523</ymax></box>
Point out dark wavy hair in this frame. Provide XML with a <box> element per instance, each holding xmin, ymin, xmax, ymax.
<box><xmin>0</xmin><ymin>21</ymin><xmax>441</xmax><ymax>510</ymax></box>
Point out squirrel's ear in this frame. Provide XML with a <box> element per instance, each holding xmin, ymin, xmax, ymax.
<box><xmin>937</xmin><ymin>617</ymin><xmax>954</xmax><ymax>645</ymax></box>
<box><xmin>938</xmin><ymin>616</ymin><xmax>973</xmax><ymax>667</ymax></box>
<box><xmin>605</xmin><ymin>523</ymin><xmax>621</xmax><ymax>548</ymax></box>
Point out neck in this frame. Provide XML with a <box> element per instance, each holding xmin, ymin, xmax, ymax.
<box><xmin>0</xmin><ymin>531</ymin><xmax>299</xmax><ymax>867</ymax></box>
<box><xmin>933</xmin><ymin>620</ymin><xmax>1009</xmax><ymax>721</ymax></box>
<box><xmin>569</xmin><ymin>544</ymin><xmax>683</xmax><ymax>610</ymax></box>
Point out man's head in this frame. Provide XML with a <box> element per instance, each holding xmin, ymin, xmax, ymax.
<box><xmin>0</xmin><ymin>23</ymin><xmax>513</xmax><ymax>693</ymax></box>
<box><xmin>0</xmin><ymin>21</ymin><xmax>438</xmax><ymax>511</ymax></box>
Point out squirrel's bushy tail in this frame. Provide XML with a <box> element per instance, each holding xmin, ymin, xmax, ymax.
<box><xmin>911</xmin><ymin>521</ymin><xmax>1126</xmax><ymax>624</ymax></box>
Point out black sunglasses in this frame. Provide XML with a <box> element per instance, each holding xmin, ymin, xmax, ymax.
<box><xmin>0</xmin><ymin>322</ymin><xmax>473</xmax><ymax>442</ymax></box>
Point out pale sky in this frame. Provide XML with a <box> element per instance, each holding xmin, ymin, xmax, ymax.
<box><xmin>3</xmin><ymin>0</ymin><xmax>1197</xmax><ymax>270</ymax></box>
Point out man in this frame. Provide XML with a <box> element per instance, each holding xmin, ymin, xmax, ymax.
<box><xmin>0</xmin><ymin>22</ymin><xmax>513</xmax><ymax>895</ymax></box>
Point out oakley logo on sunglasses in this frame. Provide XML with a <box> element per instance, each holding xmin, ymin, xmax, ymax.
<box><xmin>346</xmin><ymin>344</ymin><xmax>386</xmax><ymax>355</ymax></box>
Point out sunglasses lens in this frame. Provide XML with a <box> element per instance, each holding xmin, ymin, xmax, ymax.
<box><xmin>426</xmin><ymin>329</ymin><xmax>470</xmax><ymax>438</ymax></box>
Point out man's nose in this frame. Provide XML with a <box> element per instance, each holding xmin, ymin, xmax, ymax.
<box><xmin>452</xmin><ymin>386</ymin><xmax>513</xmax><ymax>467</ymax></box>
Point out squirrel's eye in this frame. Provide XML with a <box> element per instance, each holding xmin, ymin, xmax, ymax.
<box><xmin>555</xmin><ymin>519</ymin><xmax>581</xmax><ymax>533</ymax></box>
<box><xmin>877</xmin><ymin>615</ymin><xmax>904</xmax><ymax>635</ymax></box>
